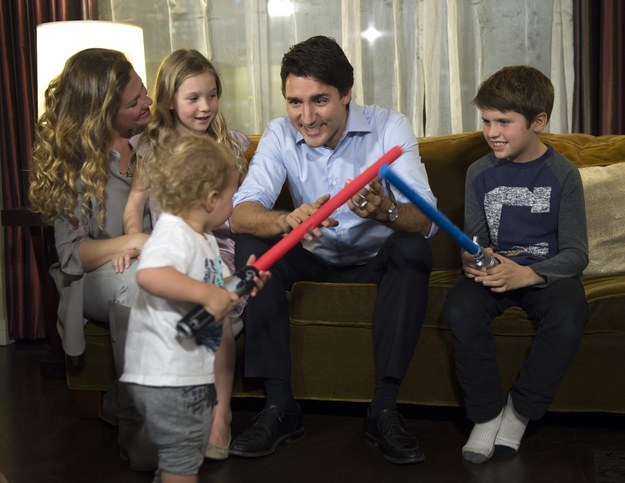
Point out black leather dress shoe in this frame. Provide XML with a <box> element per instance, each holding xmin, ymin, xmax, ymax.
<box><xmin>364</xmin><ymin>408</ymin><xmax>425</xmax><ymax>464</ymax></box>
<box><xmin>229</xmin><ymin>404</ymin><xmax>305</xmax><ymax>457</ymax></box>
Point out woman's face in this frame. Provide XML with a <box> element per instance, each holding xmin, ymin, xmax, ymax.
<box><xmin>113</xmin><ymin>69</ymin><xmax>153</xmax><ymax>137</ymax></box>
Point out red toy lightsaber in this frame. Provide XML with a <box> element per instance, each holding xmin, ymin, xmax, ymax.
<box><xmin>177</xmin><ymin>145</ymin><xmax>403</xmax><ymax>342</ymax></box>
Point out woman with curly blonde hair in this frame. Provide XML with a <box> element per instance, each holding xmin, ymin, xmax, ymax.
<box><xmin>29</xmin><ymin>48</ymin><xmax>156</xmax><ymax>470</ymax></box>
<box><xmin>123</xmin><ymin>49</ymin><xmax>250</xmax><ymax>462</ymax></box>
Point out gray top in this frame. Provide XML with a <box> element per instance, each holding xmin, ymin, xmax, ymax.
<box><xmin>51</xmin><ymin>144</ymin><xmax>151</xmax><ymax>356</ymax></box>
<box><xmin>464</xmin><ymin>145</ymin><xmax>588</xmax><ymax>286</ymax></box>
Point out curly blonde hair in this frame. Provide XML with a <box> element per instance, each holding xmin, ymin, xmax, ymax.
<box><xmin>29</xmin><ymin>48</ymin><xmax>134</xmax><ymax>227</ymax></box>
<box><xmin>137</xmin><ymin>49</ymin><xmax>246</xmax><ymax>181</ymax></box>
<box><xmin>149</xmin><ymin>135</ymin><xmax>237</xmax><ymax>215</ymax></box>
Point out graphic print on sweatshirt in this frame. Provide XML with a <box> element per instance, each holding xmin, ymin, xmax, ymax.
<box><xmin>476</xmin><ymin>154</ymin><xmax>562</xmax><ymax>266</ymax></box>
<box><xmin>485</xmin><ymin>186</ymin><xmax>551</xmax><ymax>258</ymax></box>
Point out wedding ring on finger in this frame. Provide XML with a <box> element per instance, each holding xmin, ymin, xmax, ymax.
<box><xmin>358</xmin><ymin>200</ymin><xmax>368</xmax><ymax>209</ymax></box>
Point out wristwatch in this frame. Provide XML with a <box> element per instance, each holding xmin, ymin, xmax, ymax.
<box><xmin>386</xmin><ymin>201</ymin><xmax>399</xmax><ymax>223</ymax></box>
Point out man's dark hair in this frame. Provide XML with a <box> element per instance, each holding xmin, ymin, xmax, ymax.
<box><xmin>473</xmin><ymin>65</ymin><xmax>554</xmax><ymax>127</ymax></box>
<box><xmin>280</xmin><ymin>36</ymin><xmax>354</xmax><ymax>97</ymax></box>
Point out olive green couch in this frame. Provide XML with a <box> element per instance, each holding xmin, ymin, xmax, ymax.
<box><xmin>67</xmin><ymin>131</ymin><xmax>625</xmax><ymax>417</ymax></box>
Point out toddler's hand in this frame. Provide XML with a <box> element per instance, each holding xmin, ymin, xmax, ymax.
<box><xmin>111</xmin><ymin>247</ymin><xmax>140</xmax><ymax>273</ymax></box>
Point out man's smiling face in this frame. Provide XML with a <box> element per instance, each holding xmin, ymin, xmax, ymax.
<box><xmin>285</xmin><ymin>74</ymin><xmax>351</xmax><ymax>150</ymax></box>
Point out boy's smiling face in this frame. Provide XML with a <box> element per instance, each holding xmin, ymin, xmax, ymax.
<box><xmin>480</xmin><ymin>109</ymin><xmax>548</xmax><ymax>163</ymax></box>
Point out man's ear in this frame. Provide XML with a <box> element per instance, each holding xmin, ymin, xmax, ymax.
<box><xmin>532</xmin><ymin>112</ymin><xmax>549</xmax><ymax>133</ymax></box>
<box><xmin>342</xmin><ymin>88</ymin><xmax>352</xmax><ymax>106</ymax></box>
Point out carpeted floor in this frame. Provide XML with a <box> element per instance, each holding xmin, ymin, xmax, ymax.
<box><xmin>593</xmin><ymin>450</ymin><xmax>625</xmax><ymax>483</ymax></box>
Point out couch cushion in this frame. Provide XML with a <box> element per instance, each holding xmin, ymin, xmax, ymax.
<box><xmin>418</xmin><ymin>132</ymin><xmax>490</xmax><ymax>271</ymax></box>
<box><xmin>579</xmin><ymin>162</ymin><xmax>625</xmax><ymax>277</ymax></box>
<box><xmin>541</xmin><ymin>133</ymin><xmax>625</xmax><ymax>168</ymax></box>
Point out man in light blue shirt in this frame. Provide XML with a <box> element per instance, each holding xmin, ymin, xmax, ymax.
<box><xmin>230</xmin><ymin>35</ymin><xmax>438</xmax><ymax>465</ymax></box>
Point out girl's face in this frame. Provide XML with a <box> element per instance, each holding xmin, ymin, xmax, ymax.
<box><xmin>172</xmin><ymin>72</ymin><xmax>219</xmax><ymax>135</ymax></box>
<box><xmin>113</xmin><ymin>69</ymin><xmax>153</xmax><ymax>137</ymax></box>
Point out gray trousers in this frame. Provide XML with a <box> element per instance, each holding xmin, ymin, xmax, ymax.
<box><xmin>83</xmin><ymin>262</ymin><xmax>139</xmax><ymax>323</ymax></box>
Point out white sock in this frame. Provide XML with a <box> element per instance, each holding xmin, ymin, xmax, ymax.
<box><xmin>462</xmin><ymin>408</ymin><xmax>504</xmax><ymax>464</ymax></box>
<box><xmin>494</xmin><ymin>394</ymin><xmax>529</xmax><ymax>453</ymax></box>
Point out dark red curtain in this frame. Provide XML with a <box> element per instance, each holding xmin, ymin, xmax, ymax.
<box><xmin>573</xmin><ymin>0</ymin><xmax>625</xmax><ymax>134</ymax></box>
<box><xmin>0</xmin><ymin>1</ymin><xmax>96</xmax><ymax>340</ymax></box>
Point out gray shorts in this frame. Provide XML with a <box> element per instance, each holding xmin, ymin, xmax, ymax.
<box><xmin>126</xmin><ymin>383</ymin><xmax>216</xmax><ymax>478</ymax></box>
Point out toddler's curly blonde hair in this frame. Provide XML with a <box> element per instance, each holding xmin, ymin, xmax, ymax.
<box><xmin>149</xmin><ymin>135</ymin><xmax>237</xmax><ymax>215</ymax></box>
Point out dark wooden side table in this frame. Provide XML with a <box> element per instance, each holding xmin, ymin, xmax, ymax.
<box><xmin>1</xmin><ymin>207</ymin><xmax>65</xmax><ymax>378</ymax></box>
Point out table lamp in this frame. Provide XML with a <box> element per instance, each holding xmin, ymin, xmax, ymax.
<box><xmin>36</xmin><ymin>20</ymin><xmax>146</xmax><ymax>117</ymax></box>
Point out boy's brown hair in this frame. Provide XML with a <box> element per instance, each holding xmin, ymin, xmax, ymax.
<box><xmin>473</xmin><ymin>65</ymin><xmax>554</xmax><ymax>127</ymax></box>
<box><xmin>149</xmin><ymin>135</ymin><xmax>237</xmax><ymax>215</ymax></box>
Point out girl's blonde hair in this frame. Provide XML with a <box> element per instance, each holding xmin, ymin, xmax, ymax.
<box><xmin>137</xmin><ymin>49</ymin><xmax>246</xmax><ymax>180</ymax></box>
<box><xmin>149</xmin><ymin>135</ymin><xmax>237</xmax><ymax>215</ymax></box>
<box><xmin>29</xmin><ymin>48</ymin><xmax>134</xmax><ymax>227</ymax></box>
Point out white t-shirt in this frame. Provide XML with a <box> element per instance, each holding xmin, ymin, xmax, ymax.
<box><xmin>121</xmin><ymin>212</ymin><xmax>231</xmax><ymax>387</ymax></box>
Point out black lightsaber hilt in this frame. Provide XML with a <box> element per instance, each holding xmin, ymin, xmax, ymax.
<box><xmin>176</xmin><ymin>265</ymin><xmax>259</xmax><ymax>340</ymax></box>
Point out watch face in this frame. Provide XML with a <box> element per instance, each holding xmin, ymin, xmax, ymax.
<box><xmin>387</xmin><ymin>203</ymin><xmax>399</xmax><ymax>222</ymax></box>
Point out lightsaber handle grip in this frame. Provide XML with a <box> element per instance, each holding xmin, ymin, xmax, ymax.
<box><xmin>379</xmin><ymin>165</ymin><xmax>498</xmax><ymax>268</ymax></box>
<box><xmin>471</xmin><ymin>236</ymin><xmax>498</xmax><ymax>268</ymax></box>
<box><xmin>176</xmin><ymin>265</ymin><xmax>259</xmax><ymax>339</ymax></box>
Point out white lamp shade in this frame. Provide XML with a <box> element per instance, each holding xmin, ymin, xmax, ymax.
<box><xmin>36</xmin><ymin>20</ymin><xmax>147</xmax><ymax>117</ymax></box>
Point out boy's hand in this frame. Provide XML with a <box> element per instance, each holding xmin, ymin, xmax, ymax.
<box><xmin>111</xmin><ymin>232</ymin><xmax>149</xmax><ymax>273</ymax></box>
<box><xmin>202</xmin><ymin>287</ymin><xmax>239</xmax><ymax>322</ymax></box>
<box><xmin>461</xmin><ymin>249</ymin><xmax>489</xmax><ymax>279</ymax></box>
<box><xmin>473</xmin><ymin>254</ymin><xmax>544</xmax><ymax>292</ymax></box>
<box><xmin>111</xmin><ymin>247</ymin><xmax>140</xmax><ymax>273</ymax></box>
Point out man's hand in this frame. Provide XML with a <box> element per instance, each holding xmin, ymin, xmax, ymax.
<box><xmin>281</xmin><ymin>193</ymin><xmax>339</xmax><ymax>240</ymax></box>
<box><xmin>347</xmin><ymin>177</ymin><xmax>390</xmax><ymax>222</ymax></box>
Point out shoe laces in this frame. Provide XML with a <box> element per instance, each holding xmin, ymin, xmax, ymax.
<box><xmin>379</xmin><ymin>410</ymin><xmax>408</xmax><ymax>434</ymax></box>
<box><xmin>252</xmin><ymin>405</ymin><xmax>285</xmax><ymax>426</ymax></box>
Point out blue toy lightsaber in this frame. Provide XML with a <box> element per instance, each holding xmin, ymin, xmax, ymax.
<box><xmin>380</xmin><ymin>165</ymin><xmax>497</xmax><ymax>268</ymax></box>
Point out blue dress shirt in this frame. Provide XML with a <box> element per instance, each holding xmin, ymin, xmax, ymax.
<box><xmin>234</xmin><ymin>101</ymin><xmax>438</xmax><ymax>265</ymax></box>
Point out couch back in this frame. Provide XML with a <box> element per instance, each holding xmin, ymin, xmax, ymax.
<box><xmin>244</xmin><ymin>132</ymin><xmax>625</xmax><ymax>272</ymax></box>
